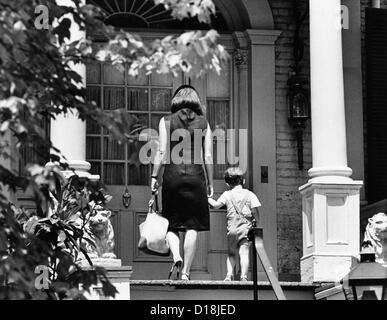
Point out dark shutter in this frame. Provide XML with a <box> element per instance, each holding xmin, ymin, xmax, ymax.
<box><xmin>366</xmin><ymin>8</ymin><xmax>387</xmax><ymax>203</ymax></box>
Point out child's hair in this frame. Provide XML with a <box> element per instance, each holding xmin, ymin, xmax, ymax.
<box><xmin>224</xmin><ymin>167</ymin><xmax>245</xmax><ymax>187</ymax></box>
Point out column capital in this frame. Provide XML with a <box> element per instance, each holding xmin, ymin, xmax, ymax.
<box><xmin>232</xmin><ymin>31</ymin><xmax>248</xmax><ymax>49</ymax></box>
<box><xmin>234</xmin><ymin>49</ymin><xmax>249</xmax><ymax>68</ymax></box>
<box><xmin>244</xmin><ymin>29</ymin><xmax>282</xmax><ymax>46</ymax></box>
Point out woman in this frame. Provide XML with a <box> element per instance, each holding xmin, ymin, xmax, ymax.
<box><xmin>151</xmin><ymin>85</ymin><xmax>214</xmax><ymax>281</ymax></box>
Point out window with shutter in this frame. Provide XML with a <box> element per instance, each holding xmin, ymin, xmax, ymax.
<box><xmin>366</xmin><ymin>8</ymin><xmax>387</xmax><ymax>203</ymax></box>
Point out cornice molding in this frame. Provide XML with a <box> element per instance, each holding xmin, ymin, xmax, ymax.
<box><xmin>245</xmin><ymin>29</ymin><xmax>282</xmax><ymax>46</ymax></box>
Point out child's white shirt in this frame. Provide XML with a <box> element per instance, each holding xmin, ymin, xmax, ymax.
<box><xmin>217</xmin><ymin>186</ymin><xmax>261</xmax><ymax>219</ymax></box>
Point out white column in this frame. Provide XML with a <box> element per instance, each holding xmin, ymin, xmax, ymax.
<box><xmin>50</xmin><ymin>0</ymin><xmax>92</xmax><ymax>178</ymax></box>
<box><xmin>308</xmin><ymin>0</ymin><xmax>351</xmax><ymax>183</ymax></box>
<box><xmin>300</xmin><ymin>0</ymin><xmax>363</xmax><ymax>282</ymax></box>
<box><xmin>372</xmin><ymin>0</ymin><xmax>381</xmax><ymax>8</ymax></box>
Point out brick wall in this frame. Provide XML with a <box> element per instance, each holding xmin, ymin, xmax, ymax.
<box><xmin>269</xmin><ymin>0</ymin><xmax>311</xmax><ymax>281</ymax></box>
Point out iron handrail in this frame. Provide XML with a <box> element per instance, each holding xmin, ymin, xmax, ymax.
<box><xmin>248</xmin><ymin>221</ymin><xmax>286</xmax><ymax>300</ymax></box>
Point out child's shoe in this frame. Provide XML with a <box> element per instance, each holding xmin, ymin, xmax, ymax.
<box><xmin>224</xmin><ymin>274</ymin><xmax>234</xmax><ymax>281</ymax></box>
<box><xmin>240</xmin><ymin>276</ymin><xmax>248</xmax><ymax>282</ymax></box>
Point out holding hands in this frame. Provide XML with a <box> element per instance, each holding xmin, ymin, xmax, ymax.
<box><xmin>151</xmin><ymin>177</ymin><xmax>159</xmax><ymax>194</ymax></box>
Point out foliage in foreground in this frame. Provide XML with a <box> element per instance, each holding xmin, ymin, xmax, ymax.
<box><xmin>0</xmin><ymin>0</ymin><xmax>229</xmax><ymax>299</ymax></box>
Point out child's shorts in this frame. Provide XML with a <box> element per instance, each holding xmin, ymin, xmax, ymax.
<box><xmin>227</xmin><ymin>233</ymin><xmax>251</xmax><ymax>251</ymax></box>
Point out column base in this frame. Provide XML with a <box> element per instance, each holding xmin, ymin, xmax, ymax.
<box><xmin>299</xmin><ymin>180</ymin><xmax>363</xmax><ymax>283</ymax></box>
<box><xmin>308</xmin><ymin>166</ymin><xmax>353</xmax><ymax>184</ymax></box>
<box><xmin>82</xmin><ymin>266</ymin><xmax>132</xmax><ymax>300</ymax></box>
<box><xmin>301</xmin><ymin>253</ymin><xmax>357</xmax><ymax>283</ymax></box>
<box><xmin>46</xmin><ymin>160</ymin><xmax>100</xmax><ymax>181</ymax></box>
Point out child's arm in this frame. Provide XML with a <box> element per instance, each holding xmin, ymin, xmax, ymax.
<box><xmin>208</xmin><ymin>197</ymin><xmax>225</xmax><ymax>210</ymax></box>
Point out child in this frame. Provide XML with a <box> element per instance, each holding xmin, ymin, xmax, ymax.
<box><xmin>208</xmin><ymin>167</ymin><xmax>261</xmax><ymax>281</ymax></box>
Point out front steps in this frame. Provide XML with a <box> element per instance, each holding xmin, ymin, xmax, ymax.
<box><xmin>130</xmin><ymin>280</ymin><xmax>320</xmax><ymax>300</ymax></box>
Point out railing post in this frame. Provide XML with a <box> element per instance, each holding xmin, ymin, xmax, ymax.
<box><xmin>249</xmin><ymin>223</ymin><xmax>286</xmax><ymax>300</ymax></box>
<box><xmin>249</xmin><ymin>221</ymin><xmax>259</xmax><ymax>301</ymax></box>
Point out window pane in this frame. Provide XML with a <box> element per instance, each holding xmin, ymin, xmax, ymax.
<box><xmin>128</xmin><ymin>88</ymin><xmax>148</xmax><ymax>111</ymax></box>
<box><xmin>103</xmin><ymin>163</ymin><xmax>125</xmax><ymax>185</ymax></box>
<box><xmin>207</xmin><ymin>64</ymin><xmax>230</xmax><ymax>98</ymax></box>
<box><xmin>213</xmin><ymin>143</ymin><xmax>228</xmax><ymax>180</ymax></box>
<box><xmin>151</xmin><ymin>72</ymin><xmax>173</xmax><ymax>87</ymax></box>
<box><xmin>128</xmin><ymin>73</ymin><xmax>148</xmax><ymax>86</ymax></box>
<box><xmin>104</xmin><ymin>87</ymin><xmax>125</xmax><ymax>110</ymax></box>
<box><xmin>103</xmin><ymin>64</ymin><xmax>125</xmax><ymax>84</ymax></box>
<box><xmin>103</xmin><ymin>138</ymin><xmax>125</xmax><ymax>160</ymax></box>
<box><xmin>86</xmin><ymin>86</ymin><xmax>101</xmax><ymax>108</ymax></box>
<box><xmin>90</xmin><ymin>161</ymin><xmax>101</xmax><ymax>176</ymax></box>
<box><xmin>19</xmin><ymin>139</ymin><xmax>48</xmax><ymax>171</ymax></box>
<box><xmin>86</xmin><ymin>62</ymin><xmax>101</xmax><ymax>84</ymax></box>
<box><xmin>86</xmin><ymin>119</ymin><xmax>100</xmax><ymax>135</ymax></box>
<box><xmin>151</xmin><ymin>114</ymin><xmax>165</xmax><ymax>130</ymax></box>
<box><xmin>207</xmin><ymin>100</ymin><xmax>230</xmax><ymax>179</ymax></box>
<box><xmin>207</xmin><ymin>100</ymin><xmax>229</xmax><ymax>130</ymax></box>
<box><xmin>129</xmin><ymin>113</ymin><xmax>149</xmax><ymax>135</ymax></box>
<box><xmin>151</xmin><ymin>88</ymin><xmax>172</xmax><ymax>111</ymax></box>
<box><xmin>86</xmin><ymin>137</ymin><xmax>101</xmax><ymax>159</ymax></box>
<box><xmin>128</xmin><ymin>140</ymin><xmax>149</xmax><ymax>185</ymax></box>
<box><xmin>128</xmin><ymin>163</ymin><xmax>149</xmax><ymax>186</ymax></box>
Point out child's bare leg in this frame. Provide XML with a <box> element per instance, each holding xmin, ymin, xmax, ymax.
<box><xmin>239</xmin><ymin>241</ymin><xmax>251</xmax><ymax>280</ymax></box>
<box><xmin>226</xmin><ymin>254</ymin><xmax>236</xmax><ymax>279</ymax></box>
<box><xmin>225</xmin><ymin>237</ymin><xmax>238</xmax><ymax>280</ymax></box>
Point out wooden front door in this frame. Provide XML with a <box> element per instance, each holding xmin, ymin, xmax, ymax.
<box><xmin>86</xmin><ymin>46</ymin><xmax>235</xmax><ymax>280</ymax></box>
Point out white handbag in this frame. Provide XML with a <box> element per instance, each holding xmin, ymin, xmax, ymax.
<box><xmin>138</xmin><ymin>194</ymin><xmax>170</xmax><ymax>256</ymax></box>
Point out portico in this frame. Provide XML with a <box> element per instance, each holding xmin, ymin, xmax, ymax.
<box><xmin>43</xmin><ymin>0</ymin><xmax>364</xmax><ymax>283</ymax></box>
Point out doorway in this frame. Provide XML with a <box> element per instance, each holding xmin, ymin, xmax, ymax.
<box><xmin>85</xmin><ymin>45</ymin><xmax>235</xmax><ymax>279</ymax></box>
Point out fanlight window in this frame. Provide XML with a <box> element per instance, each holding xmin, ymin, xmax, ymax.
<box><xmin>88</xmin><ymin>0</ymin><xmax>229</xmax><ymax>30</ymax></box>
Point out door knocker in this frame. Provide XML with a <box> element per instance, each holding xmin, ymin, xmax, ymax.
<box><xmin>122</xmin><ymin>187</ymin><xmax>132</xmax><ymax>208</ymax></box>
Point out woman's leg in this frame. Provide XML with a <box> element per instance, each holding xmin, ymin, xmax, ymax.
<box><xmin>166</xmin><ymin>231</ymin><xmax>182</xmax><ymax>263</ymax></box>
<box><xmin>181</xmin><ymin>229</ymin><xmax>198</xmax><ymax>277</ymax></box>
<box><xmin>239</xmin><ymin>242</ymin><xmax>251</xmax><ymax>280</ymax></box>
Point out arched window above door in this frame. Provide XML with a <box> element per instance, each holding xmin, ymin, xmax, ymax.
<box><xmin>88</xmin><ymin>0</ymin><xmax>230</xmax><ymax>31</ymax></box>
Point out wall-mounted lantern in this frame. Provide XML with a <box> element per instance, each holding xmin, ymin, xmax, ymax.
<box><xmin>288</xmin><ymin>1</ymin><xmax>310</xmax><ymax>171</ymax></box>
<box><xmin>347</xmin><ymin>241</ymin><xmax>387</xmax><ymax>300</ymax></box>
<box><xmin>287</xmin><ymin>75</ymin><xmax>310</xmax><ymax>170</ymax></box>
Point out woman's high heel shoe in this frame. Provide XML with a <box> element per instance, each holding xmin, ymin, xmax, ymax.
<box><xmin>168</xmin><ymin>260</ymin><xmax>182</xmax><ymax>280</ymax></box>
<box><xmin>181</xmin><ymin>272</ymin><xmax>190</xmax><ymax>281</ymax></box>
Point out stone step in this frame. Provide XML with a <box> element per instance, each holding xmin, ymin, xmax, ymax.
<box><xmin>130</xmin><ymin>280</ymin><xmax>320</xmax><ymax>300</ymax></box>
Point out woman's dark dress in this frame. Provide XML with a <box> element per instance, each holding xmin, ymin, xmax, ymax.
<box><xmin>161</xmin><ymin>108</ymin><xmax>210</xmax><ymax>232</ymax></box>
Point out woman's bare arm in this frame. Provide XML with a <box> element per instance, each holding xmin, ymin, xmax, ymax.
<box><xmin>204</xmin><ymin>123</ymin><xmax>214</xmax><ymax>197</ymax></box>
<box><xmin>151</xmin><ymin>117</ymin><xmax>167</xmax><ymax>192</ymax></box>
